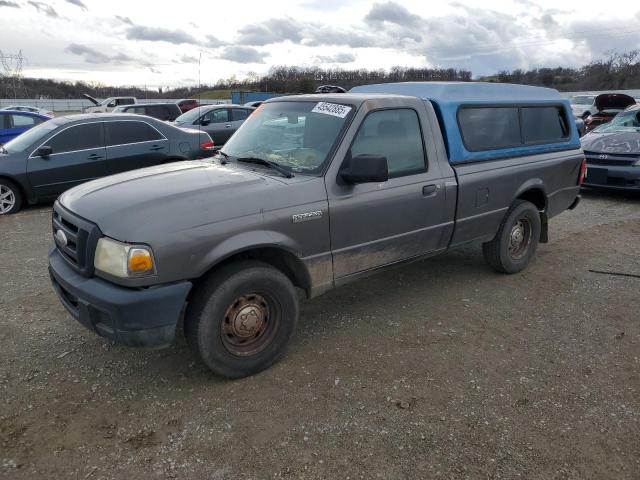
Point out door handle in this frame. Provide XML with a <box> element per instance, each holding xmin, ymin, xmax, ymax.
<box><xmin>422</xmin><ymin>184</ymin><xmax>438</xmax><ymax>196</ymax></box>
<box><xmin>150</xmin><ymin>145</ymin><xmax>165</xmax><ymax>151</ymax></box>
<box><xmin>87</xmin><ymin>153</ymin><xmax>102</xmax><ymax>160</ymax></box>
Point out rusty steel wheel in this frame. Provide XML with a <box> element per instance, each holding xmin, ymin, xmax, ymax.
<box><xmin>508</xmin><ymin>218</ymin><xmax>532</xmax><ymax>260</ymax></box>
<box><xmin>184</xmin><ymin>260</ymin><xmax>299</xmax><ymax>378</ymax></box>
<box><xmin>221</xmin><ymin>293</ymin><xmax>280</xmax><ymax>357</ymax></box>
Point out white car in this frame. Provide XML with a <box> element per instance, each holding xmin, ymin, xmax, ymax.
<box><xmin>570</xmin><ymin>95</ymin><xmax>597</xmax><ymax>119</ymax></box>
<box><xmin>83</xmin><ymin>94</ymin><xmax>137</xmax><ymax>113</ymax></box>
<box><xmin>1</xmin><ymin>105</ymin><xmax>54</xmax><ymax>118</ymax></box>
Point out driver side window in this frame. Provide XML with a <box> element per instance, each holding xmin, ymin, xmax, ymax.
<box><xmin>350</xmin><ymin>109</ymin><xmax>426</xmax><ymax>177</ymax></box>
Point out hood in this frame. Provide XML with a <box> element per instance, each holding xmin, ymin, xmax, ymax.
<box><xmin>581</xmin><ymin>131</ymin><xmax>640</xmax><ymax>154</ymax></box>
<box><xmin>59</xmin><ymin>160</ymin><xmax>286</xmax><ymax>242</ymax></box>
<box><xmin>595</xmin><ymin>93</ymin><xmax>635</xmax><ymax>112</ymax></box>
<box><xmin>82</xmin><ymin>93</ymin><xmax>100</xmax><ymax>106</ymax></box>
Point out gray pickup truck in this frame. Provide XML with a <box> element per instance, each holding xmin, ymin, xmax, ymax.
<box><xmin>48</xmin><ymin>82</ymin><xmax>585</xmax><ymax>378</ymax></box>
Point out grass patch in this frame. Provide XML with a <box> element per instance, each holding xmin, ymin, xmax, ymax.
<box><xmin>192</xmin><ymin>90</ymin><xmax>232</xmax><ymax>100</ymax></box>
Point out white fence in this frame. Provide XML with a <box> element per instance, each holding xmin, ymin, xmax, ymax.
<box><xmin>0</xmin><ymin>98</ymin><xmax>230</xmax><ymax>112</ymax></box>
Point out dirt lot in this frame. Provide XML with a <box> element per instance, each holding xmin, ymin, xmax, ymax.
<box><xmin>1</xmin><ymin>190</ymin><xmax>639</xmax><ymax>479</ymax></box>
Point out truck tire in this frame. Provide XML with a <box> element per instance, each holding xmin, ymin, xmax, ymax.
<box><xmin>482</xmin><ymin>200</ymin><xmax>541</xmax><ymax>274</ymax></box>
<box><xmin>185</xmin><ymin>260</ymin><xmax>299</xmax><ymax>378</ymax></box>
<box><xmin>0</xmin><ymin>178</ymin><xmax>23</xmax><ymax>215</ymax></box>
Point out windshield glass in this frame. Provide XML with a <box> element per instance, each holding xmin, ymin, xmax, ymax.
<box><xmin>571</xmin><ymin>96</ymin><xmax>594</xmax><ymax>105</ymax></box>
<box><xmin>175</xmin><ymin>106</ymin><xmax>212</xmax><ymax>124</ymax></box>
<box><xmin>593</xmin><ymin>110</ymin><xmax>640</xmax><ymax>133</ymax></box>
<box><xmin>221</xmin><ymin>101</ymin><xmax>354</xmax><ymax>175</ymax></box>
<box><xmin>1</xmin><ymin>120</ymin><xmax>59</xmax><ymax>153</ymax></box>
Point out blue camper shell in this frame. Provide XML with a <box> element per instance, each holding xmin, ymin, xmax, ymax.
<box><xmin>350</xmin><ymin>82</ymin><xmax>581</xmax><ymax>164</ymax></box>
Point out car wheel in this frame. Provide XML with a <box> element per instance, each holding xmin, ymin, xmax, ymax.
<box><xmin>185</xmin><ymin>260</ymin><xmax>299</xmax><ymax>379</ymax></box>
<box><xmin>0</xmin><ymin>179</ymin><xmax>23</xmax><ymax>215</ymax></box>
<box><xmin>482</xmin><ymin>200</ymin><xmax>541</xmax><ymax>274</ymax></box>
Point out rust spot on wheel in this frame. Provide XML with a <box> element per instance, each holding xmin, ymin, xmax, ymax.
<box><xmin>220</xmin><ymin>293</ymin><xmax>279</xmax><ymax>357</ymax></box>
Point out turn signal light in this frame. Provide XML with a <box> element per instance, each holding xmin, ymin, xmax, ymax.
<box><xmin>128</xmin><ymin>248</ymin><xmax>154</xmax><ymax>273</ymax></box>
<box><xmin>200</xmin><ymin>141</ymin><xmax>215</xmax><ymax>150</ymax></box>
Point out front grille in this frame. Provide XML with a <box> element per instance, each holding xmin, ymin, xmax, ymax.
<box><xmin>584</xmin><ymin>151</ymin><xmax>638</xmax><ymax>166</ymax></box>
<box><xmin>52</xmin><ymin>202</ymin><xmax>101</xmax><ymax>277</ymax></box>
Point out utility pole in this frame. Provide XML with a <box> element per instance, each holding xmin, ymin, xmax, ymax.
<box><xmin>0</xmin><ymin>50</ymin><xmax>26</xmax><ymax>99</ymax></box>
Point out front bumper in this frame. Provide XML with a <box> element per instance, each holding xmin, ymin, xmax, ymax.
<box><xmin>49</xmin><ymin>245</ymin><xmax>192</xmax><ymax>347</ymax></box>
<box><xmin>583</xmin><ymin>164</ymin><xmax>640</xmax><ymax>191</ymax></box>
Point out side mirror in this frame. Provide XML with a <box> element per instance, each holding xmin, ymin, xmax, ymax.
<box><xmin>200</xmin><ymin>118</ymin><xmax>211</xmax><ymax>126</ymax></box>
<box><xmin>340</xmin><ymin>154</ymin><xmax>389</xmax><ymax>184</ymax></box>
<box><xmin>36</xmin><ymin>145</ymin><xmax>53</xmax><ymax>158</ymax></box>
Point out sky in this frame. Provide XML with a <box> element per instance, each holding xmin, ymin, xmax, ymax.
<box><xmin>1</xmin><ymin>0</ymin><xmax>639</xmax><ymax>89</ymax></box>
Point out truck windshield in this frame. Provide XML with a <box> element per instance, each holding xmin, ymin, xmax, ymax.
<box><xmin>1</xmin><ymin>120</ymin><xmax>59</xmax><ymax>154</ymax></box>
<box><xmin>221</xmin><ymin>101</ymin><xmax>355</xmax><ymax>175</ymax></box>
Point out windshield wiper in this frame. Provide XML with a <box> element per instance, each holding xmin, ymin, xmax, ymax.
<box><xmin>235</xmin><ymin>157</ymin><xmax>294</xmax><ymax>178</ymax></box>
<box><xmin>217</xmin><ymin>150</ymin><xmax>230</xmax><ymax>164</ymax></box>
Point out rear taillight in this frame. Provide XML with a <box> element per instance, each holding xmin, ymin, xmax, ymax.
<box><xmin>200</xmin><ymin>141</ymin><xmax>215</xmax><ymax>150</ymax></box>
<box><xmin>578</xmin><ymin>158</ymin><xmax>587</xmax><ymax>185</ymax></box>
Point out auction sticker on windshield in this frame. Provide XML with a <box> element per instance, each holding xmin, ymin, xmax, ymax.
<box><xmin>312</xmin><ymin>102</ymin><xmax>352</xmax><ymax>118</ymax></box>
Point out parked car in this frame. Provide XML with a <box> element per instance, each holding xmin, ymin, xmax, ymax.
<box><xmin>315</xmin><ymin>85</ymin><xmax>346</xmax><ymax>93</ymax></box>
<box><xmin>83</xmin><ymin>94</ymin><xmax>137</xmax><ymax>113</ymax></box>
<box><xmin>173</xmin><ymin>105</ymin><xmax>254</xmax><ymax>146</ymax></box>
<box><xmin>585</xmin><ymin>93</ymin><xmax>636</xmax><ymax>132</ymax></box>
<box><xmin>47</xmin><ymin>82</ymin><xmax>583</xmax><ymax>378</ymax></box>
<box><xmin>177</xmin><ymin>99</ymin><xmax>200</xmax><ymax>113</ymax></box>
<box><xmin>112</xmin><ymin>103</ymin><xmax>182</xmax><ymax>121</ymax></box>
<box><xmin>0</xmin><ymin>110</ymin><xmax>50</xmax><ymax>145</ymax></box>
<box><xmin>1</xmin><ymin>105</ymin><xmax>54</xmax><ymax>118</ymax></box>
<box><xmin>570</xmin><ymin>94</ymin><xmax>596</xmax><ymax>119</ymax></box>
<box><xmin>581</xmin><ymin>103</ymin><xmax>640</xmax><ymax>191</ymax></box>
<box><xmin>0</xmin><ymin>113</ymin><xmax>214</xmax><ymax>214</ymax></box>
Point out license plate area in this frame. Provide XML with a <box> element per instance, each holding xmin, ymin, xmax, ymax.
<box><xmin>586</xmin><ymin>167</ymin><xmax>608</xmax><ymax>184</ymax></box>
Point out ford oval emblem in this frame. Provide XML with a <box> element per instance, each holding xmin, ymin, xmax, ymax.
<box><xmin>55</xmin><ymin>229</ymin><xmax>68</xmax><ymax>247</ymax></box>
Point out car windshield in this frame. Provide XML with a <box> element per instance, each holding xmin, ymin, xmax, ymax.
<box><xmin>221</xmin><ymin>101</ymin><xmax>354</xmax><ymax>175</ymax></box>
<box><xmin>175</xmin><ymin>106</ymin><xmax>213</xmax><ymax>124</ymax></box>
<box><xmin>571</xmin><ymin>96</ymin><xmax>594</xmax><ymax>105</ymax></box>
<box><xmin>593</xmin><ymin>110</ymin><xmax>640</xmax><ymax>133</ymax></box>
<box><xmin>1</xmin><ymin>120</ymin><xmax>59</xmax><ymax>153</ymax></box>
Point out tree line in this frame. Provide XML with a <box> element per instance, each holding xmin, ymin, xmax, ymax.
<box><xmin>2</xmin><ymin>50</ymin><xmax>639</xmax><ymax>99</ymax></box>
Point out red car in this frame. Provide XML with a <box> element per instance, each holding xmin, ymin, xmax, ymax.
<box><xmin>177</xmin><ymin>99</ymin><xmax>200</xmax><ymax>113</ymax></box>
<box><xmin>585</xmin><ymin>93</ymin><xmax>636</xmax><ymax>132</ymax></box>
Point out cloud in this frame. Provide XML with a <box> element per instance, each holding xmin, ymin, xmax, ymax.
<box><xmin>125</xmin><ymin>26</ymin><xmax>198</xmax><ymax>45</ymax></box>
<box><xmin>64</xmin><ymin>0</ymin><xmax>87</xmax><ymax>10</ymax></box>
<box><xmin>66</xmin><ymin>43</ymin><xmax>134</xmax><ymax>64</ymax></box>
<box><xmin>364</xmin><ymin>2</ymin><xmax>422</xmax><ymax>28</ymax></box>
<box><xmin>205</xmin><ymin>35</ymin><xmax>226</xmax><ymax>48</ymax></box>
<box><xmin>178</xmin><ymin>55</ymin><xmax>199</xmax><ymax>64</ymax></box>
<box><xmin>316</xmin><ymin>53</ymin><xmax>356</xmax><ymax>63</ymax></box>
<box><xmin>236</xmin><ymin>18</ymin><xmax>303</xmax><ymax>46</ymax></box>
<box><xmin>218</xmin><ymin>46</ymin><xmax>269</xmax><ymax>64</ymax></box>
<box><xmin>28</xmin><ymin>1</ymin><xmax>59</xmax><ymax>17</ymax></box>
<box><xmin>0</xmin><ymin>0</ymin><xmax>19</xmax><ymax>8</ymax></box>
<box><xmin>116</xmin><ymin>15</ymin><xmax>133</xmax><ymax>25</ymax></box>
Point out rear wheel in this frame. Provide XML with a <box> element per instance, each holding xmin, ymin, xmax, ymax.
<box><xmin>0</xmin><ymin>179</ymin><xmax>23</xmax><ymax>215</ymax></box>
<box><xmin>482</xmin><ymin>200</ymin><xmax>541</xmax><ymax>273</ymax></box>
<box><xmin>185</xmin><ymin>261</ymin><xmax>299</xmax><ymax>378</ymax></box>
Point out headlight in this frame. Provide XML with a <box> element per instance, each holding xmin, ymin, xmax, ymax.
<box><xmin>94</xmin><ymin>237</ymin><xmax>156</xmax><ymax>278</ymax></box>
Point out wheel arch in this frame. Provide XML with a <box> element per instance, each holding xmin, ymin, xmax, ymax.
<box><xmin>191</xmin><ymin>235</ymin><xmax>314</xmax><ymax>299</ymax></box>
<box><xmin>513</xmin><ymin>182</ymin><xmax>549</xmax><ymax>242</ymax></box>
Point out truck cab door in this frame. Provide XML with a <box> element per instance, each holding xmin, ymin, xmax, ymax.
<box><xmin>326</xmin><ymin>106</ymin><xmax>453</xmax><ymax>280</ymax></box>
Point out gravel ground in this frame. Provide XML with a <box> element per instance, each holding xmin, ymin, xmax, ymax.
<box><xmin>1</xmin><ymin>190</ymin><xmax>639</xmax><ymax>479</ymax></box>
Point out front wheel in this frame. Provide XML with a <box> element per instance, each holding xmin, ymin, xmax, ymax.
<box><xmin>185</xmin><ymin>260</ymin><xmax>299</xmax><ymax>379</ymax></box>
<box><xmin>0</xmin><ymin>179</ymin><xmax>23</xmax><ymax>215</ymax></box>
<box><xmin>482</xmin><ymin>200</ymin><xmax>541</xmax><ymax>274</ymax></box>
